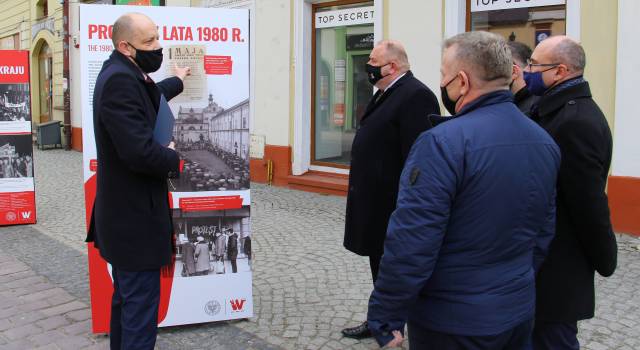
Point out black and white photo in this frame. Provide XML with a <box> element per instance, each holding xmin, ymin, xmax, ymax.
<box><xmin>168</xmin><ymin>95</ymin><xmax>250</xmax><ymax>192</ymax></box>
<box><xmin>173</xmin><ymin>205</ymin><xmax>251</xmax><ymax>277</ymax></box>
<box><xmin>0</xmin><ymin>84</ymin><xmax>31</xmax><ymax>122</ymax></box>
<box><xmin>0</xmin><ymin>134</ymin><xmax>34</xmax><ymax>179</ymax></box>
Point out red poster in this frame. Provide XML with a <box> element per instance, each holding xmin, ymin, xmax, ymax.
<box><xmin>0</xmin><ymin>50</ymin><xmax>36</xmax><ymax>227</ymax></box>
<box><xmin>0</xmin><ymin>51</ymin><xmax>30</xmax><ymax>84</ymax></box>
<box><xmin>204</xmin><ymin>55</ymin><xmax>233</xmax><ymax>75</ymax></box>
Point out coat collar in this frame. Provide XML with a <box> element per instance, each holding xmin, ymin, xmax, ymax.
<box><xmin>428</xmin><ymin>90</ymin><xmax>513</xmax><ymax>128</ymax></box>
<box><xmin>109</xmin><ymin>50</ymin><xmax>147</xmax><ymax>83</ymax></box>
<box><xmin>537</xmin><ymin>81</ymin><xmax>591</xmax><ymax>118</ymax></box>
<box><xmin>361</xmin><ymin>71</ymin><xmax>414</xmax><ymax>122</ymax></box>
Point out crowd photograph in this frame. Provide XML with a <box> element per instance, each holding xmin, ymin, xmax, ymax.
<box><xmin>0</xmin><ymin>135</ymin><xmax>34</xmax><ymax>179</ymax></box>
<box><xmin>0</xmin><ymin>83</ymin><xmax>30</xmax><ymax>122</ymax></box>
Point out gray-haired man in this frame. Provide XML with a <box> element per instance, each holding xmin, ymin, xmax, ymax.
<box><xmin>366</xmin><ymin>31</ymin><xmax>560</xmax><ymax>349</ymax></box>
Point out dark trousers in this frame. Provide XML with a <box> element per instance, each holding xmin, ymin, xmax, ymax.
<box><xmin>407</xmin><ymin>319</ymin><xmax>534</xmax><ymax>350</ymax></box>
<box><xmin>532</xmin><ymin>321</ymin><xmax>580</xmax><ymax>350</ymax></box>
<box><xmin>369</xmin><ymin>255</ymin><xmax>381</xmax><ymax>283</ymax></box>
<box><xmin>110</xmin><ymin>268</ymin><xmax>160</xmax><ymax>350</ymax></box>
<box><xmin>230</xmin><ymin>258</ymin><xmax>237</xmax><ymax>273</ymax></box>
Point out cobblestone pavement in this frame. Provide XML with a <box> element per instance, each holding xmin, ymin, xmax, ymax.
<box><xmin>0</xmin><ymin>148</ymin><xmax>639</xmax><ymax>349</ymax></box>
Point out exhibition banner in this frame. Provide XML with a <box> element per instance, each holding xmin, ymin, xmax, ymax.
<box><xmin>79</xmin><ymin>4</ymin><xmax>252</xmax><ymax>332</ymax></box>
<box><xmin>0</xmin><ymin>50</ymin><xmax>36</xmax><ymax>226</ymax></box>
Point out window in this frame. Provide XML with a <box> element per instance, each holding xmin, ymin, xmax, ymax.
<box><xmin>468</xmin><ymin>1</ymin><xmax>566</xmax><ymax>48</ymax></box>
<box><xmin>36</xmin><ymin>0</ymin><xmax>48</xmax><ymax>18</ymax></box>
<box><xmin>312</xmin><ymin>0</ymin><xmax>374</xmax><ymax>168</ymax></box>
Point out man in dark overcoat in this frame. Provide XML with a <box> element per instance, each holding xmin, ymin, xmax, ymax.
<box><xmin>85</xmin><ymin>12</ymin><xmax>190</xmax><ymax>350</ymax></box>
<box><xmin>342</xmin><ymin>40</ymin><xmax>440</xmax><ymax>339</ymax></box>
<box><xmin>527</xmin><ymin>35</ymin><xmax>618</xmax><ymax>350</ymax></box>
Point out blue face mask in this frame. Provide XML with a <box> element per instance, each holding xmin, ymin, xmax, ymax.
<box><xmin>523</xmin><ymin>71</ymin><xmax>547</xmax><ymax>96</ymax></box>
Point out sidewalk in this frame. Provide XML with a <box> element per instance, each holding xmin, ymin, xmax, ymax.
<box><xmin>0</xmin><ymin>148</ymin><xmax>639</xmax><ymax>349</ymax></box>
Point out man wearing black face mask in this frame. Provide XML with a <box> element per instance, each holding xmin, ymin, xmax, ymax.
<box><xmin>86</xmin><ymin>12</ymin><xmax>191</xmax><ymax>350</ymax></box>
<box><xmin>342</xmin><ymin>40</ymin><xmax>439</xmax><ymax>340</ymax></box>
<box><xmin>527</xmin><ymin>36</ymin><xmax>617</xmax><ymax>350</ymax></box>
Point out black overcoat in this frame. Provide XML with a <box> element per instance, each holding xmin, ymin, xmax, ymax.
<box><xmin>533</xmin><ymin>81</ymin><xmax>618</xmax><ymax>321</ymax></box>
<box><xmin>86</xmin><ymin>51</ymin><xmax>183</xmax><ymax>271</ymax></box>
<box><xmin>343</xmin><ymin>71</ymin><xmax>440</xmax><ymax>256</ymax></box>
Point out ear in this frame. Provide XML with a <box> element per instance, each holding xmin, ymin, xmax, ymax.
<box><xmin>512</xmin><ymin>64</ymin><xmax>521</xmax><ymax>80</ymax></box>
<box><xmin>116</xmin><ymin>40</ymin><xmax>132</xmax><ymax>57</ymax></box>
<box><xmin>459</xmin><ymin>70</ymin><xmax>470</xmax><ymax>95</ymax></box>
<box><xmin>555</xmin><ymin>64</ymin><xmax>570</xmax><ymax>80</ymax></box>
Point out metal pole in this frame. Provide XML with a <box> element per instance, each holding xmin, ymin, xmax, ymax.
<box><xmin>62</xmin><ymin>0</ymin><xmax>72</xmax><ymax>150</ymax></box>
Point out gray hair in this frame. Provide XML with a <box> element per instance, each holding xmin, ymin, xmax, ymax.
<box><xmin>506</xmin><ymin>41</ymin><xmax>532</xmax><ymax>68</ymax></box>
<box><xmin>551</xmin><ymin>37</ymin><xmax>586</xmax><ymax>72</ymax></box>
<box><xmin>112</xmin><ymin>13</ymin><xmax>141</xmax><ymax>47</ymax></box>
<box><xmin>443</xmin><ymin>31</ymin><xmax>512</xmax><ymax>83</ymax></box>
<box><xmin>378</xmin><ymin>40</ymin><xmax>410</xmax><ymax>71</ymax></box>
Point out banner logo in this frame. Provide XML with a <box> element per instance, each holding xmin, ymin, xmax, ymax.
<box><xmin>204</xmin><ymin>300</ymin><xmax>221</xmax><ymax>316</ymax></box>
<box><xmin>229</xmin><ymin>299</ymin><xmax>246</xmax><ymax>312</ymax></box>
<box><xmin>5</xmin><ymin>211</ymin><xmax>16</xmax><ymax>222</ymax></box>
<box><xmin>20</xmin><ymin>211</ymin><xmax>32</xmax><ymax>219</ymax></box>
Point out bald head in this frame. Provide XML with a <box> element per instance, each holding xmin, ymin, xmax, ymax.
<box><xmin>376</xmin><ymin>40</ymin><xmax>410</xmax><ymax>71</ymax></box>
<box><xmin>536</xmin><ymin>35</ymin><xmax>586</xmax><ymax>73</ymax></box>
<box><xmin>112</xmin><ymin>12</ymin><xmax>156</xmax><ymax>48</ymax></box>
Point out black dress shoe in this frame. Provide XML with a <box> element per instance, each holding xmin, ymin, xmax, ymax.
<box><xmin>342</xmin><ymin>321</ymin><xmax>372</xmax><ymax>339</ymax></box>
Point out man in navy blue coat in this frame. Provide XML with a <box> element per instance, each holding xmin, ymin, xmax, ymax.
<box><xmin>86</xmin><ymin>13</ymin><xmax>190</xmax><ymax>350</ymax></box>
<box><xmin>367</xmin><ymin>31</ymin><xmax>561</xmax><ymax>349</ymax></box>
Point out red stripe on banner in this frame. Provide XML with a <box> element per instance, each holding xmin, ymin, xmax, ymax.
<box><xmin>0</xmin><ymin>132</ymin><xmax>32</xmax><ymax>135</ymax></box>
<box><xmin>0</xmin><ymin>51</ymin><xmax>30</xmax><ymax>83</ymax></box>
<box><xmin>179</xmin><ymin>195</ymin><xmax>243</xmax><ymax>212</ymax></box>
<box><xmin>0</xmin><ymin>191</ymin><xmax>36</xmax><ymax>225</ymax></box>
<box><xmin>158</xmin><ymin>192</ymin><xmax>176</xmax><ymax>324</ymax></box>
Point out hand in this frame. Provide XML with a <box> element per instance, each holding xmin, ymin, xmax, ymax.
<box><xmin>173</xmin><ymin>64</ymin><xmax>191</xmax><ymax>82</ymax></box>
<box><xmin>168</xmin><ymin>141</ymin><xmax>176</xmax><ymax>150</ymax></box>
<box><xmin>383</xmin><ymin>330</ymin><xmax>404</xmax><ymax>348</ymax></box>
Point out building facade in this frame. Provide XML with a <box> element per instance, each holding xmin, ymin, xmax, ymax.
<box><xmin>2</xmin><ymin>0</ymin><xmax>636</xmax><ymax>235</ymax></box>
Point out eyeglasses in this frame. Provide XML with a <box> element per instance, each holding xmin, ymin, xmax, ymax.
<box><xmin>526</xmin><ymin>58</ymin><xmax>560</xmax><ymax>70</ymax></box>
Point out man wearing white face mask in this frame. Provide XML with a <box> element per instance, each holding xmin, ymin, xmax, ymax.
<box><xmin>86</xmin><ymin>12</ymin><xmax>191</xmax><ymax>350</ymax></box>
<box><xmin>526</xmin><ymin>35</ymin><xmax>617</xmax><ymax>350</ymax></box>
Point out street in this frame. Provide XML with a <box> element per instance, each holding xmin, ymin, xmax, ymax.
<box><xmin>0</xmin><ymin>148</ymin><xmax>639</xmax><ymax>349</ymax></box>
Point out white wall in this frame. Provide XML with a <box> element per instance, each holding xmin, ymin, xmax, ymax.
<box><xmin>387</xmin><ymin>0</ymin><xmax>443</xmax><ymax>95</ymax></box>
<box><xmin>253</xmin><ymin>0</ymin><xmax>291</xmax><ymax>147</ymax></box>
<box><xmin>612</xmin><ymin>0</ymin><xmax>640</xmax><ymax>177</ymax></box>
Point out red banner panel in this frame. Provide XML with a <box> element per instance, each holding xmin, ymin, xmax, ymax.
<box><xmin>0</xmin><ymin>51</ymin><xmax>30</xmax><ymax>84</ymax></box>
<box><xmin>0</xmin><ymin>191</ymin><xmax>36</xmax><ymax>225</ymax></box>
<box><xmin>204</xmin><ymin>55</ymin><xmax>233</xmax><ymax>75</ymax></box>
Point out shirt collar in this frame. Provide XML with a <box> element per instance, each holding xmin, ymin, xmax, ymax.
<box><xmin>382</xmin><ymin>72</ymin><xmax>407</xmax><ymax>92</ymax></box>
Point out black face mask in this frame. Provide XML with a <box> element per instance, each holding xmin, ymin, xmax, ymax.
<box><xmin>440</xmin><ymin>74</ymin><xmax>461</xmax><ymax>115</ymax></box>
<box><xmin>365</xmin><ymin>63</ymin><xmax>389</xmax><ymax>85</ymax></box>
<box><xmin>128</xmin><ymin>42</ymin><xmax>163</xmax><ymax>73</ymax></box>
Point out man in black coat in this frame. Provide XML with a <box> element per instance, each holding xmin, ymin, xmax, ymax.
<box><xmin>527</xmin><ymin>36</ymin><xmax>618</xmax><ymax>349</ymax></box>
<box><xmin>507</xmin><ymin>41</ymin><xmax>538</xmax><ymax>117</ymax></box>
<box><xmin>342</xmin><ymin>40</ymin><xmax>440</xmax><ymax>339</ymax></box>
<box><xmin>85</xmin><ymin>13</ymin><xmax>190</xmax><ymax>350</ymax></box>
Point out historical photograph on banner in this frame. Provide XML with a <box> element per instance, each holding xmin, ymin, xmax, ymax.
<box><xmin>169</xmin><ymin>97</ymin><xmax>250</xmax><ymax>192</ymax></box>
<box><xmin>173</xmin><ymin>205</ymin><xmax>251</xmax><ymax>277</ymax></box>
<box><xmin>0</xmin><ymin>84</ymin><xmax>31</xmax><ymax>122</ymax></box>
<box><xmin>0</xmin><ymin>134</ymin><xmax>33</xmax><ymax>179</ymax></box>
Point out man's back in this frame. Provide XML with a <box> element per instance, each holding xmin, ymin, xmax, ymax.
<box><xmin>369</xmin><ymin>91</ymin><xmax>560</xmax><ymax>337</ymax></box>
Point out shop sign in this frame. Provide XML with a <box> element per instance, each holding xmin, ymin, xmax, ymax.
<box><xmin>315</xmin><ymin>6</ymin><xmax>374</xmax><ymax>29</ymax></box>
<box><xmin>346</xmin><ymin>33</ymin><xmax>374</xmax><ymax>51</ymax></box>
<box><xmin>471</xmin><ymin>0</ymin><xmax>565</xmax><ymax>12</ymax></box>
<box><xmin>31</xmin><ymin>17</ymin><xmax>55</xmax><ymax>39</ymax></box>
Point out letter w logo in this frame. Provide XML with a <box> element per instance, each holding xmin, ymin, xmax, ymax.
<box><xmin>21</xmin><ymin>211</ymin><xmax>31</xmax><ymax>219</ymax></box>
<box><xmin>230</xmin><ymin>299</ymin><xmax>245</xmax><ymax>311</ymax></box>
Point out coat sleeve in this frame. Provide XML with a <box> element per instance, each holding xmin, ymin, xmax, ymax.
<box><xmin>555</xmin><ymin>117</ymin><xmax>617</xmax><ymax>277</ymax></box>
<box><xmin>99</xmin><ymin>72</ymin><xmax>179</xmax><ymax>178</ymax></box>
<box><xmin>367</xmin><ymin>131</ymin><xmax>459</xmax><ymax>347</ymax></box>
<box><xmin>398</xmin><ymin>88</ymin><xmax>441</xmax><ymax>163</ymax></box>
<box><xmin>156</xmin><ymin>76</ymin><xmax>184</xmax><ymax>101</ymax></box>
<box><xmin>534</xmin><ymin>189</ymin><xmax>557</xmax><ymax>273</ymax></box>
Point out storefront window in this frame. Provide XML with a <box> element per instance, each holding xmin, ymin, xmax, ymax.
<box><xmin>312</xmin><ymin>1</ymin><xmax>374</xmax><ymax>167</ymax></box>
<box><xmin>469</xmin><ymin>1</ymin><xmax>566</xmax><ymax>48</ymax></box>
